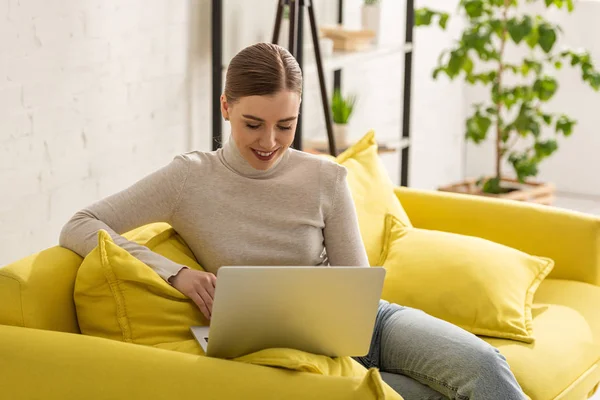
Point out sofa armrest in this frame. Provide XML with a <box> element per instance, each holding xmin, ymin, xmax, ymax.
<box><xmin>0</xmin><ymin>325</ymin><xmax>390</xmax><ymax>400</ymax></box>
<box><xmin>0</xmin><ymin>246</ymin><xmax>82</xmax><ymax>332</ymax></box>
<box><xmin>395</xmin><ymin>187</ymin><xmax>600</xmax><ymax>286</ymax></box>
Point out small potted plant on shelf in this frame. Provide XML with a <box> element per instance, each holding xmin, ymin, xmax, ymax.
<box><xmin>331</xmin><ymin>89</ymin><xmax>357</xmax><ymax>148</ymax></box>
<box><xmin>415</xmin><ymin>0</ymin><xmax>600</xmax><ymax>205</ymax></box>
<box><xmin>362</xmin><ymin>0</ymin><xmax>382</xmax><ymax>44</ymax></box>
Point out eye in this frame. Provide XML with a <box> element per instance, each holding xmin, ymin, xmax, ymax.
<box><xmin>246</xmin><ymin>123</ymin><xmax>261</xmax><ymax>130</ymax></box>
<box><xmin>278</xmin><ymin>125</ymin><xmax>293</xmax><ymax>131</ymax></box>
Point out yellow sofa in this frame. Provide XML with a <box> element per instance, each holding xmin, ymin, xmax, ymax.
<box><xmin>1</xmin><ymin>187</ymin><xmax>600</xmax><ymax>399</ymax></box>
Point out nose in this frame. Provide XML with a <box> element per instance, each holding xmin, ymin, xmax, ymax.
<box><xmin>258</xmin><ymin>127</ymin><xmax>277</xmax><ymax>150</ymax></box>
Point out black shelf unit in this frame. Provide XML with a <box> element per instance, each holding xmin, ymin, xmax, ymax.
<box><xmin>211</xmin><ymin>0</ymin><xmax>414</xmax><ymax>187</ymax></box>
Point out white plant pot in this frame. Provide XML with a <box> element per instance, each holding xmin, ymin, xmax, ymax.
<box><xmin>333</xmin><ymin>124</ymin><xmax>349</xmax><ymax>148</ymax></box>
<box><xmin>361</xmin><ymin>4</ymin><xmax>382</xmax><ymax>45</ymax></box>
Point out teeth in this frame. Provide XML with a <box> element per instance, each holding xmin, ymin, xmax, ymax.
<box><xmin>256</xmin><ymin>150</ymin><xmax>274</xmax><ymax>157</ymax></box>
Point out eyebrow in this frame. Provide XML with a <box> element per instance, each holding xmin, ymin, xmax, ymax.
<box><xmin>242</xmin><ymin>114</ymin><xmax>297</xmax><ymax>123</ymax></box>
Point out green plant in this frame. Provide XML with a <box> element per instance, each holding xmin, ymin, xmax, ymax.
<box><xmin>364</xmin><ymin>0</ymin><xmax>381</xmax><ymax>5</ymax></box>
<box><xmin>416</xmin><ymin>0</ymin><xmax>600</xmax><ymax>194</ymax></box>
<box><xmin>331</xmin><ymin>89</ymin><xmax>357</xmax><ymax>124</ymax></box>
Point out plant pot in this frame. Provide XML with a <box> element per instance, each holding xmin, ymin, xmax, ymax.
<box><xmin>438</xmin><ymin>177</ymin><xmax>556</xmax><ymax>205</ymax></box>
<box><xmin>361</xmin><ymin>4</ymin><xmax>382</xmax><ymax>44</ymax></box>
<box><xmin>333</xmin><ymin>123</ymin><xmax>349</xmax><ymax>148</ymax></box>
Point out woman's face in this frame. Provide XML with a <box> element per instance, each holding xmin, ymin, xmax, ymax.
<box><xmin>221</xmin><ymin>90</ymin><xmax>301</xmax><ymax>170</ymax></box>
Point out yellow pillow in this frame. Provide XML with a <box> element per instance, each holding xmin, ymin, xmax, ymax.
<box><xmin>74</xmin><ymin>228</ymin><xmax>209</xmax><ymax>347</ymax></box>
<box><xmin>379</xmin><ymin>214</ymin><xmax>554</xmax><ymax>343</ymax></box>
<box><xmin>235</xmin><ymin>348</ymin><xmax>402</xmax><ymax>399</ymax></box>
<box><xmin>335</xmin><ymin>130</ymin><xmax>412</xmax><ymax>265</ymax></box>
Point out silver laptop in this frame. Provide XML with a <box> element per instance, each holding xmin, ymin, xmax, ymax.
<box><xmin>190</xmin><ymin>266</ymin><xmax>385</xmax><ymax>359</ymax></box>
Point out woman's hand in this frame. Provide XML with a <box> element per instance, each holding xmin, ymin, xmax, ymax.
<box><xmin>169</xmin><ymin>268</ymin><xmax>217</xmax><ymax>320</ymax></box>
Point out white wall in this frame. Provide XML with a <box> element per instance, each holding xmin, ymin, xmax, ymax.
<box><xmin>0</xmin><ymin>0</ymin><xmax>209</xmax><ymax>265</ymax></box>
<box><xmin>409</xmin><ymin>0</ymin><xmax>467</xmax><ymax>190</ymax></box>
<box><xmin>465</xmin><ymin>1</ymin><xmax>600</xmax><ymax>196</ymax></box>
<box><xmin>0</xmin><ymin>0</ymin><xmax>466</xmax><ymax>265</ymax></box>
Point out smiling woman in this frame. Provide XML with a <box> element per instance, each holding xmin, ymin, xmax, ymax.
<box><xmin>220</xmin><ymin>42</ymin><xmax>302</xmax><ymax>170</ymax></box>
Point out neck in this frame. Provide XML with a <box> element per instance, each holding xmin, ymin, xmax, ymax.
<box><xmin>219</xmin><ymin>137</ymin><xmax>289</xmax><ymax>179</ymax></box>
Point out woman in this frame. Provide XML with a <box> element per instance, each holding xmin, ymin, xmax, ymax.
<box><xmin>60</xmin><ymin>42</ymin><xmax>526</xmax><ymax>400</ymax></box>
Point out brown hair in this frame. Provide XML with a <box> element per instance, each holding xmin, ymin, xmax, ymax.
<box><xmin>224</xmin><ymin>43</ymin><xmax>302</xmax><ymax>103</ymax></box>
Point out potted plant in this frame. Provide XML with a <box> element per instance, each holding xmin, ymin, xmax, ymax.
<box><xmin>415</xmin><ymin>0</ymin><xmax>600</xmax><ymax>204</ymax></box>
<box><xmin>361</xmin><ymin>0</ymin><xmax>382</xmax><ymax>44</ymax></box>
<box><xmin>331</xmin><ymin>89</ymin><xmax>357</xmax><ymax>148</ymax></box>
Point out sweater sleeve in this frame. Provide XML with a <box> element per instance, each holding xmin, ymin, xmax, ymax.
<box><xmin>322</xmin><ymin>163</ymin><xmax>370</xmax><ymax>267</ymax></box>
<box><xmin>59</xmin><ymin>154</ymin><xmax>191</xmax><ymax>281</ymax></box>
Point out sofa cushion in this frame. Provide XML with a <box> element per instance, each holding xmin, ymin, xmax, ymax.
<box><xmin>483</xmin><ymin>279</ymin><xmax>600</xmax><ymax>400</ymax></box>
<box><xmin>74</xmin><ymin>227</ymin><xmax>209</xmax><ymax>346</ymax></box>
<box><xmin>335</xmin><ymin>130</ymin><xmax>412</xmax><ymax>266</ymax></box>
<box><xmin>379</xmin><ymin>214</ymin><xmax>554</xmax><ymax>343</ymax></box>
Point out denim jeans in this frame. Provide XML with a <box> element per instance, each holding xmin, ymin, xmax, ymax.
<box><xmin>354</xmin><ymin>300</ymin><xmax>527</xmax><ymax>400</ymax></box>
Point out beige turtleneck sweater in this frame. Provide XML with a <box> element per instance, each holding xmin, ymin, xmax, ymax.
<box><xmin>59</xmin><ymin>139</ymin><xmax>369</xmax><ymax>280</ymax></box>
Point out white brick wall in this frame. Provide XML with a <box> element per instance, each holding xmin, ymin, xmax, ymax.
<box><xmin>0</xmin><ymin>0</ymin><xmax>466</xmax><ymax>265</ymax></box>
<box><xmin>0</xmin><ymin>0</ymin><xmax>203</xmax><ymax>265</ymax></box>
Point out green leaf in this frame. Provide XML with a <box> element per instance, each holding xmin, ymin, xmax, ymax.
<box><xmin>508</xmin><ymin>153</ymin><xmax>539</xmax><ymax>182</ymax></box>
<box><xmin>489</xmin><ymin>19</ymin><xmax>504</xmax><ymax>37</ymax></box>
<box><xmin>415</xmin><ymin>9</ymin><xmax>433</xmax><ymax>26</ymax></box>
<box><xmin>507</xmin><ymin>19</ymin><xmax>524</xmax><ymax>43</ymax></box>
<box><xmin>530</xmin><ymin>119</ymin><xmax>541</xmax><ymax>137</ymax></box>
<box><xmin>463</xmin><ymin>57</ymin><xmax>474</xmax><ymax>74</ymax></box>
<box><xmin>567</xmin><ymin>0</ymin><xmax>574</xmax><ymax>11</ymax></box>
<box><xmin>439</xmin><ymin>13</ymin><xmax>450</xmax><ymax>29</ymax></box>
<box><xmin>508</xmin><ymin>16</ymin><xmax>533</xmax><ymax>44</ymax></box>
<box><xmin>534</xmin><ymin>140</ymin><xmax>558</xmax><ymax>158</ymax></box>
<box><xmin>482</xmin><ymin>177</ymin><xmax>502</xmax><ymax>194</ymax></box>
<box><xmin>542</xmin><ymin>113</ymin><xmax>553</xmax><ymax>125</ymax></box>
<box><xmin>585</xmin><ymin>71</ymin><xmax>600</xmax><ymax>91</ymax></box>
<box><xmin>466</xmin><ymin>110</ymin><xmax>492</xmax><ymax>144</ymax></box>
<box><xmin>447</xmin><ymin>50</ymin><xmax>466</xmax><ymax>78</ymax></box>
<box><xmin>525</xmin><ymin>24</ymin><xmax>539</xmax><ymax>48</ymax></box>
<box><xmin>533</xmin><ymin>76</ymin><xmax>558</xmax><ymax>101</ymax></box>
<box><xmin>464</xmin><ymin>0</ymin><xmax>485</xmax><ymax>18</ymax></box>
<box><xmin>331</xmin><ymin>89</ymin><xmax>357</xmax><ymax>124</ymax></box>
<box><xmin>570</xmin><ymin>53</ymin><xmax>581</xmax><ymax>66</ymax></box>
<box><xmin>556</xmin><ymin>115</ymin><xmax>576</xmax><ymax>136</ymax></box>
<box><xmin>554</xmin><ymin>60</ymin><xmax>562</xmax><ymax>69</ymax></box>
<box><xmin>538</xmin><ymin>23</ymin><xmax>557</xmax><ymax>53</ymax></box>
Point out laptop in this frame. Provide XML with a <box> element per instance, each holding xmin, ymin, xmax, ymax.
<box><xmin>190</xmin><ymin>266</ymin><xmax>385</xmax><ymax>359</ymax></box>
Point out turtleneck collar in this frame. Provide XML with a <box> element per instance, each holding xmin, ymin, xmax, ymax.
<box><xmin>219</xmin><ymin>137</ymin><xmax>290</xmax><ymax>179</ymax></box>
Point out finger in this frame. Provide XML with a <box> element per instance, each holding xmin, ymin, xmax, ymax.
<box><xmin>204</xmin><ymin>278</ymin><xmax>216</xmax><ymax>299</ymax></box>
<box><xmin>196</xmin><ymin>276</ymin><xmax>215</xmax><ymax>299</ymax></box>
<box><xmin>208</xmin><ymin>273</ymin><xmax>217</xmax><ymax>286</ymax></box>
<box><xmin>196</xmin><ymin>286</ymin><xmax>214</xmax><ymax>316</ymax></box>
<box><xmin>189</xmin><ymin>291</ymin><xmax>210</xmax><ymax>320</ymax></box>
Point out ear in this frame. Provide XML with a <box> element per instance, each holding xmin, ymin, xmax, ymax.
<box><xmin>220</xmin><ymin>94</ymin><xmax>230</xmax><ymax>121</ymax></box>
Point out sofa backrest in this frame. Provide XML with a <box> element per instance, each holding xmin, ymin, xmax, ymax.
<box><xmin>0</xmin><ymin>246</ymin><xmax>83</xmax><ymax>333</ymax></box>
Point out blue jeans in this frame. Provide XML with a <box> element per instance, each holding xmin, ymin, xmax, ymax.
<box><xmin>354</xmin><ymin>301</ymin><xmax>527</xmax><ymax>400</ymax></box>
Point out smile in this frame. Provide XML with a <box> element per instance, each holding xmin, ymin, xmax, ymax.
<box><xmin>252</xmin><ymin>148</ymin><xmax>279</xmax><ymax>161</ymax></box>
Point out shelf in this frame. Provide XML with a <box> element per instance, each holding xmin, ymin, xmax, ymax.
<box><xmin>304</xmin><ymin>136</ymin><xmax>409</xmax><ymax>156</ymax></box>
<box><xmin>221</xmin><ymin>42</ymin><xmax>412</xmax><ymax>73</ymax></box>
<box><xmin>303</xmin><ymin>42</ymin><xmax>412</xmax><ymax>74</ymax></box>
